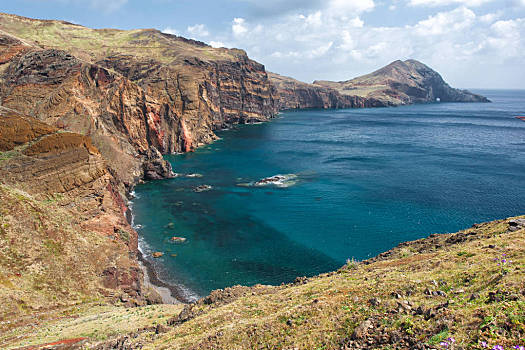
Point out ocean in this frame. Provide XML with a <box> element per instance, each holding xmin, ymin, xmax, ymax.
<box><xmin>131</xmin><ymin>90</ymin><xmax>525</xmax><ymax>301</ymax></box>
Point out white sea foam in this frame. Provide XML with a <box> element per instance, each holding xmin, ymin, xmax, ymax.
<box><xmin>186</xmin><ymin>173</ymin><xmax>203</xmax><ymax>178</ymax></box>
<box><xmin>194</xmin><ymin>184</ymin><xmax>212</xmax><ymax>192</ymax></box>
<box><xmin>238</xmin><ymin>174</ymin><xmax>298</xmax><ymax>188</ymax></box>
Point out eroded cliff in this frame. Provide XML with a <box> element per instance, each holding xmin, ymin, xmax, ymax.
<box><xmin>0</xmin><ymin>12</ymin><xmax>276</xmax><ymax>189</ymax></box>
<box><xmin>0</xmin><ymin>108</ymin><xmax>160</xmax><ymax>329</ymax></box>
<box><xmin>269</xmin><ymin>72</ymin><xmax>386</xmax><ymax>110</ymax></box>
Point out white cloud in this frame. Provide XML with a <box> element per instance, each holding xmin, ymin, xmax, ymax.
<box><xmin>162</xmin><ymin>27</ymin><xmax>179</xmax><ymax>35</ymax></box>
<box><xmin>309</xmin><ymin>41</ymin><xmax>334</xmax><ymax>58</ymax></box>
<box><xmin>232</xmin><ymin>18</ymin><xmax>248</xmax><ymax>36</ymax></box>
<box><xmin>413</xmin><ymin>7</ymin><xmax>476</xmax><ymax>35</ymax></box>
<box><xmin>408</xmin><ymin>0</ymin><xmax>494</xmax><ymax>6</ymax></box>
<box><xmin>484</xmin><ymin>18</ymin><xmax>525</xmax><ymax>57</ymax></box>
<box><xmin>479</xmin><ymin>11</ymin><xmax>502</xmax><ymax>23</ymax></box>
<box><xmin>326</xmin><ymin>0</ymin><xmax>375</xmax><ymax>16</ymax></box>
<box><xmin>187</xmin><ymin>24</ymin><xmax>210</xmax><ymax>38</ymax></box>
<box><xmin>209</xmin><ymin>41</ymin><xmax>226</xmax><ymax>48</ymax></box>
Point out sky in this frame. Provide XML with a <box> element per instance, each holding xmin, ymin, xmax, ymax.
<box><xmin>2</xmin><ymin>0</ymin><xmax>525</xmax><ymax>88</ymax></box>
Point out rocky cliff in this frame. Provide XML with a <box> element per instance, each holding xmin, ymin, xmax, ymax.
<box><xmin>269</xmin><ymin>72</ymin><xmax>386</xmax><ymax>110</ymax></box>
<box><xmin>0</xmin><ymin>108</ymin><xmax>161</xmax><ymax>327</ymax></box>
<box><xmin>0</xmin><ymin>12</ymin><xmax>276</xmax><ymax>189</ymax></box>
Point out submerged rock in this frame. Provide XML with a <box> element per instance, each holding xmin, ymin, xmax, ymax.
<box><xmin>152</xmin><ymin>252</ymin><xmax>164</xmax><ymax>258</ymax></box>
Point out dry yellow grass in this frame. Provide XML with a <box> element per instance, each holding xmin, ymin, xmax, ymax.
<box><xmin>1</xmin><ymin>214</ymin><xmax>522</xmax><ymax>349</ymax></box>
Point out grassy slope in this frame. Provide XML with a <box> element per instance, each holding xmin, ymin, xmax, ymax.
<box><xmin>0</xmin><ymin>12</ymin><xmax>243</xmax><ymax>64</ymax></box>
<box><xmin>1</xmin><ymin>216</ymin><xmax>523</xmax><ymax>349</ymax></box>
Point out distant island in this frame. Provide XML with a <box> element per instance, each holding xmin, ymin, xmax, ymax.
<box><xmin>271</xmin><ymin>59</ymin><xmax>489</xmax><ymax>110</ymax></box>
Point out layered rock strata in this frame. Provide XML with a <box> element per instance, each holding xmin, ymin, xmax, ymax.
<box><xmin>0</xmin><ymin>109</ymin><xmax>160</xmax><ymax>324</ymax></box>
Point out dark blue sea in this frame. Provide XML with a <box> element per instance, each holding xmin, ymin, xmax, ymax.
<box><xmin>132</xmin><ymin>90</ymin><xmax>525</xmax><ymax>300</ymax></box>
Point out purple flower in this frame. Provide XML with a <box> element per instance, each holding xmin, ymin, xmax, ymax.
<box><xmin>440</xmin><ymin>341</ymin><xmax>449</xmax><ymax>348</ymax></box>
<box><xmin>493</xmin><ymin>346</ymin><xmax>504</xmax><ymax>350</ymax></box>
<box><xmin>514</xmin><ymin>346</ymin><xmax>525</xmax><ymax>350</ymax></box>
<box><xmin>481</xmin><ymin>341</ymin><xmax>488</xmax><ymax>348</ymax></box>
<box><xmin>502</xmin><ymin>259</ymin><xmax>507</xmax><ymax>263</ymax></box>
<box><xmin>447</xmin><ymin>337</ymin><xmax>456</xmax><ymax>343</ymax></box>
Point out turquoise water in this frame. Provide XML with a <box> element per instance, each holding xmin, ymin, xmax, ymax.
<box><xmin>132</xmin><ymin>90</ymin><xmax>525</xmax><ymax>301</ymax></box>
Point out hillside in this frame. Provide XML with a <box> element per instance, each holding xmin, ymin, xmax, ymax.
<box><xmin>270</xmin><ymin>60</ymin><xmax>489</xmax><ymax>110</ymax></box>
<box><xmin>1</xmin><ymin>214</ymin><xmax>523</xmax><ymax>349</ymax></box>
<box><xmin>0</xmin><ymin>12</ymin><xmax>276</xmax><ymax>189</ymax></box>
<box><xmin>269</xmin><ymin>72</ymin><xmax>386</xmax><ymax>110</ymax></box>
<box><xmin>314</xmin><ymin>60</ymin><xmax>490</xmax><ymax>106</ymax></box>
<box><xmin>0</xmin><ymin>107</ymin><xmax>164</xmax><ymax>331</ymax></box>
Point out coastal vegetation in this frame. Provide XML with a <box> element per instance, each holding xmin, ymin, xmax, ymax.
<box><xmin>1</xmin><ymin>215</ymin><xmax>523</xmax><ymax>349</ymax></box>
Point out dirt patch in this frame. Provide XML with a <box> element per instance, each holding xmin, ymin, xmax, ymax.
<box><xmin>0</xmin><ymin>112</ymin><xmax>56</xmax><ymax>151</ymax></box>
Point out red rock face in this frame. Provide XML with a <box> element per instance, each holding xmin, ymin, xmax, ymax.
<box><xmin>0</xmin><ymin>32</ymin><xmax>278</xmax><ymax>187</ymax></box>
<box><xmin>0</xmin><ymin>109</ymin><xmax>149</xmax><ymax>312</ymax></box>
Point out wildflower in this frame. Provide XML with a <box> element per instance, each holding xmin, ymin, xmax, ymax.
<box><xmin>514</xmin><ymin>346</ymin><xmax>525</xmax><ymax>350</ymax></box>
<box><xmin>447</xmin><ymin>337</ymin><xmax>456</xmax><ymax>343</ymax></box>
<box><xmin>440</xmin><ymin>341</ymin><xmax>449</xmax><ymax>348</ymax></box>
<box><xmin>493</xmin><ymin>346</ymin><xmax>504</xmax><ymax>350</ymax></box>
<box><xmin>481</xmin><ymin>341</ymin><xmax>488</xmax><ymax>348</ymax></box>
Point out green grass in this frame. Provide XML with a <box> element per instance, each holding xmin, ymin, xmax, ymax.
<box><xmin>428</xmin><ymin>328</ymin><xmax>449</xmax><ymax>345</ymax></box>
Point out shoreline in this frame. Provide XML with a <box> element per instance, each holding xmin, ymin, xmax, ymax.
<box><xmin>137</xmin><ymin>249</ymin><xmax>193</xmax><ymax>304</ymax></box>
<box><xmin>128</xmin><ymin>192</ymin><xmax>194</xmax><ymax>304</ymax></box>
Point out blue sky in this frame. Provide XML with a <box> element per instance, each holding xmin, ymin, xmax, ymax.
<box><xmin>2</xmin><ymin>0</ymin><xmax>525</xmax><ymax>88</ymax></box>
